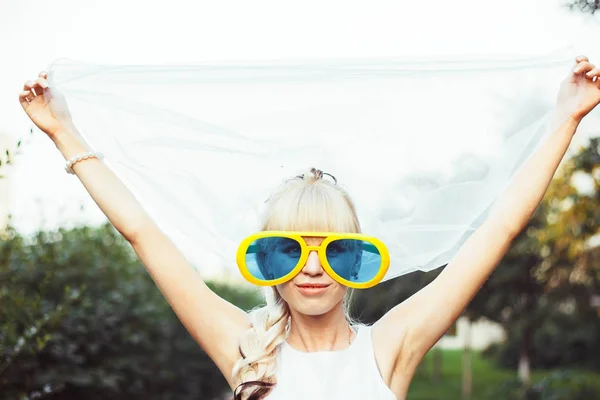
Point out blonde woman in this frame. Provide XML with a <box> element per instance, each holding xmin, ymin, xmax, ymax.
<box><xmin>19</xmin><ymin>56</ymin><xmax>600</xmax><ymax>400</ymax></box>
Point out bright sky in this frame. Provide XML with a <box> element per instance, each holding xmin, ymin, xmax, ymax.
<box><xmin>1</xmin><ymin>0</ymin><xmax>599</xmax><ymax>277</ymax></box>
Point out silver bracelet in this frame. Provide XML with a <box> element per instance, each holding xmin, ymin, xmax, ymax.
<box><xmin>65</xmin><ymin>151</ymin><xmax>104</xmax><ymax>175</ymax></box>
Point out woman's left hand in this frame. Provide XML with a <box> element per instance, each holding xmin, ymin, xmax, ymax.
<box><xmin>556</xmin><ymin>56</ymin><xmax>600</xmax><ymax>122</ymax></box>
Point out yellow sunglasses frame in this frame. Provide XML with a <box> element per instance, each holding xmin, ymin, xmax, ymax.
<box><xmin>236</xmin><ymin>231</ymin><xmax>390</xmax><ymax>289</ymax></box>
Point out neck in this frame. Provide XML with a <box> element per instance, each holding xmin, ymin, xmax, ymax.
<box><xmin>286</xmin><ymin>305</ymin><xmax>355</xmax><ymax>352</ymax></box>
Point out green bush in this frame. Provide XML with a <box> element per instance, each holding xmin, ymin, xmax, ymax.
<box><xmin>0</xmin><ymin>223</ymin><xmax>264</xmax><ymax>400</ymax></box>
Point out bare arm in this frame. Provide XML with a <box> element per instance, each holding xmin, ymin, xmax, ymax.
<box><xmin>372</xmin><ymin>56</ymin><xmax>600</xmax><ymax>381</ymax></box>
<box><xmin>20</xmin><ymin>74</ymin><xmax>250</xmax><ymax>387</ymax></box>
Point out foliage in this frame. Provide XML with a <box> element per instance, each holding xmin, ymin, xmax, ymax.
<box><xmin>0</xmin><ymin>137</ymin><xmax>24</xmax><ymax>179</ymax></box>
<box><xmin>569</xmin><ymin>0</ymin><xmax>600</xmax><ymax>14</ymax></box>
<box><xmin>483</xmin><ymin>302</ymin><xmax>600</xmax><ymax>369</ymax></box>
<box><xmin>0</xmin><ymin>223</ymin><xmax>263</xmax><ymax>400</ymax></box>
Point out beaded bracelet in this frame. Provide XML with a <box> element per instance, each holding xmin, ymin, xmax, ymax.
<box><xmin>65</xmin><ymin>151</ymin><xmax>104</xmax><ymax>175</ymax></box>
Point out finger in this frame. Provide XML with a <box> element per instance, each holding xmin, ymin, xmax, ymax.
<box><xmin>574</xmin><ymin>61</ymin><xmax>594</xmax><ymax>74</ymax></box>
<box><xmin>31</xmin><ymin>78</ymin><xmax>48</xmax><ymax>97</ymax></box>
<box><xmin>38</xmin><ymin>71</ymin><xmax>48</xmax><ymax>79</ymax></box>
<box><xmin>586</xmin><ymin>67</ymin><xmax>600</xmax><ymax>78</ymax></box>
<box><xmin>23</xmin><ymin>78</ymin><xmax>48</xmax><ymax>98</ymax></box>
<box><xmin>35</xmin><ymin>77</ymin><xmax>48</xmax><ymax>89</ymax></box>
<box><xmin>20</xmin><ymin>80</ymin><xmax>35</xmax><ymax>106</ymax></box>
<box><xmin>19</xmin><ymin>90</ymin><xmax>31</xmax><ymax>108</ymax></box>
<box><xmin>576</xmin><ymin>55</ymin><xmax>589</xmax><ymax>63</ymax></box>
<box><xmin>23</xmin><ymin>80</ymin><xmax>35</xmax><ymax>91</ymax></box>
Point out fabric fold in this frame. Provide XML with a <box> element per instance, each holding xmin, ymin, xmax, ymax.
<box><xmin>46</xmin><ymin>50</ymin><xmax>576</xmax><ymax>281</ymax></box>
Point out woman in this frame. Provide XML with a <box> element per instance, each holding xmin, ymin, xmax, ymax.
<box><xmin>19</xmin><ymin>56</ymin><xmax>600</xmax><ymax>400</ymax></box>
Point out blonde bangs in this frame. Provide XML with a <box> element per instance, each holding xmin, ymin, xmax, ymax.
<box><xmin>261</xmin><ymin>179</ymin><xmax>360</xmax><ymax>233</ymax></box>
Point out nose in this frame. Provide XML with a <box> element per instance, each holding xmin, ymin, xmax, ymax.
<box><xmin>301</xmin><ymin>250</ymin><xmax>324</xmax><ymax>276</ymax></box>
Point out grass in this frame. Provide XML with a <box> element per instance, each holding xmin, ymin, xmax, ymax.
<box><xmin>407</xmin><ymin>349</ymin><xmax>600</xmax><ymax>400</ymax></box>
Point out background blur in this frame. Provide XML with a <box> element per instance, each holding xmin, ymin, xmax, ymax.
<box><xmin>2</xmin><ymin>1</ymin><xmax>600</xmax><ymax>399</ymax></box>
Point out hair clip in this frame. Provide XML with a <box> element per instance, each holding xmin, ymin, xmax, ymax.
<box><xmin>295</xmin><ymin>167</ymin><xmax>338</xmax><ymax>185</ymax></box>
<box><xmin>322</xmin><ymin>172</ymin><xmax>337</xmax><ymax>185</ymax></box>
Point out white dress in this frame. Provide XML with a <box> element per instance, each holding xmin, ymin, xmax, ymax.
<box><xmin>266</xmin><ymin>325</ymin><xmax>397</xmax><ymax>400</ymax></box>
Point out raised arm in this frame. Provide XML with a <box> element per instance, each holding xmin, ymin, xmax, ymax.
<box><xmin>373</xmin><ymin>56</ymin><xmax>600</xmax><ymax>380</ymax></box>
<box><xmin>19</xmin><ymin>72</ymin><xmax>250</xmax><ymax>388</ymax></box>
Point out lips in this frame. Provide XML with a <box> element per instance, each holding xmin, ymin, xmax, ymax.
<box><xmin>297</xmin><ymin>284</ymin><xmax>330</xmax><ymax>288</ymax></box>
<box><xmin>296</xmin><ymin>283</ymin><xmax>330</xmax><ymax>296</ymax></box>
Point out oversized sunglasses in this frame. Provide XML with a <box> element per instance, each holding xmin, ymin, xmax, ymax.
<box><xmin>236</xmin><ymin>231</ymin><xmax>390</xmax><ymax>289</ymax></box>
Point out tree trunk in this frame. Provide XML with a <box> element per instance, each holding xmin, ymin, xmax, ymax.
<box><xmin>518</xmin><ymin>327</ymin><xmax>532</xmax><ymax>386</ymax></box>
<box><xmin>432</xmin><ymin>347</ymin><xmax>443</xmax><ymax>384</ymax></box>
<box><xmin>462</xmin><ymin>320</ymin><xmax>472</xmax><ymax>400</ymax></box>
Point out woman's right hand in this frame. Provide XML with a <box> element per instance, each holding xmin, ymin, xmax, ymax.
<box><xmin>556</xmin><ymin>56</ymin><xmax>600</xmax><ymax>123</ymax></box>
<box><xmin>19</xmin><ymin>71</ymin><xmax>72</xmax><ymax>139</ymax></box>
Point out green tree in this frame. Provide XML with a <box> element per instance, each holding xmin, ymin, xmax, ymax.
<box><xmin>569</xmin><ymin>0</ymin><xmax>600</xmax><ymax>14</ymax></box>
<box><xmin>0</xmin><ymin>222</ymin><xmax>263</xmax><ymax>400</ymax></box>
<box><xmin>469</xmin><ymin>139</ymin><xmax>600</xmax><ymax>383</ymax></box>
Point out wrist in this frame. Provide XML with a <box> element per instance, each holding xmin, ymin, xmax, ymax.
<box><xmin>562</xmin><ymin>115</ymin><xmax>582</xmax><ymax>138</ymax></box>
<box><xmin>568</xmin><ymin>112</ymin><xmax>584</xmax><ymax>125</ymax></box>
<box><xmin>51</xmin><ymin>127</ymin><xmax>82</xmax><ymax>147</ymax></box>
<box><xmin>552</xmin><ymin>107</ymin><xmax>582</xmax><ymax>128</ymax></box>
<box><xmin>50</xmin><ymin>129</ymin><xmax>70</xmax><ymax>145</ymax></box>
<box><xmin>50</xmin><ymin>118</ymin><xmax>80</xmax><ymax>142</ymax></box>
<box><xmin>51</xmin><ymin>129</ymin><xmax>91</xmax><ymax>160</ymax></box>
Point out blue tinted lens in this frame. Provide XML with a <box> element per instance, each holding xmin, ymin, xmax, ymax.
<box><xmin>326</xmin><ymin>239</ymin><xmax>381</xmax><ymax>283</ymax></box>
<box><xmin>245</xmin><ymin>237</ymin><xmax>302</xmax><ymax>281</ymax></box>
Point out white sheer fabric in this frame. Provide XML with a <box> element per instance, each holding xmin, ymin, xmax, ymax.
<box><xmin>45</xmin><ymin>50</ymin><xmax>576</xmax><ymax>281</ymax></box>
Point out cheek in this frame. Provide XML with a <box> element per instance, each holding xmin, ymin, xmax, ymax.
<box><xmin>330</xmin><ymin>283</ymin><xmax>348</xmax><ymax>301</ymax></box>
<box><xmin>275</xmin><ymin>283</ymin><xmax>297</xmax><ymax>307</ymax></box>
<box><xmin>275</xmin><ymin>283</ymin><xmax>291</xmax><ymax>301</ymax></box>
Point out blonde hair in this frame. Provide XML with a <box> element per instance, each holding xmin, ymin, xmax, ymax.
<box><xmin>231</xmin><ymin>168</ymin><xmax>361</xmax><ymax>400</ymax></box>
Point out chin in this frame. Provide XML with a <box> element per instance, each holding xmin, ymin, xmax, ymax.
<box><xmin>295</xmin><ymin>300</ymin><xmax>338</xmax><ymax>316</ymax></box>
